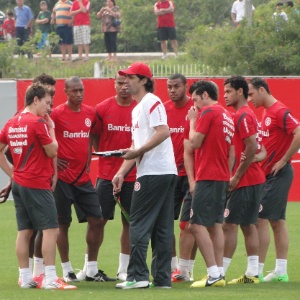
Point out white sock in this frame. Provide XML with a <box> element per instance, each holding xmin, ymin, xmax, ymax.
<box><xmin>45</xmin><ymin>265</ymin><xmax>57</xmax><ymax>285</ymax></box>
<box><xmin>29</xmin><ymin>257</ymin><xmax>33</xmax><ymax>272</ymax></box>
<box><xmin>178</xmin><ymin>258</ymin><xmax>189</xmax><ymax>277</ymax></box>
<box><xmin>223</xmin><ymin>257</ymin><xmax>231</xmax><ymax>274</ymax></box>
<box><xmin>61</xmin><ymin>261</ymin><xmax>73</xmax><ymax>277</ymax></box>
<box><xmin>82</xmin><ymin>253</ymin><xmax>88</xmax><ymax>273</ymax></box>
<box><xmin>207</xmin><ymin>265</ymin><xmax>220</xmax><ymax>278</ymax></box>
<box><xmin>258</xmin><ymin>263</ymin><xmax>264</xmax><ymax>276</ymax></box>
<box><xmin>86</xmin><ymin>261</ymin><xmax>98</xmax><ymax>277</ymax></box>
<box><xmin>218</xmin><ymin>267</ymin><xmax>224</xmax><ymax>277</ymax></box>
<box><xmin>275</xmin><ymin>259</ymin><xmax>287</xmax><ymax>275</ymax></box>
<box><xmin>188</xmin><ymin>259</ymin><xmax>195</xmax><ymax>276</ymax></box>
<box><xmin>33</xmin><ymin>257</ymin><xmax>44</xmax><ymax>277</ymax></box>
<box><xmin>245</xmin><ymin>255</ymin><xmax>258</xmax><ymax>276</ymax></box>
<box><xmin>117</xmin><ymin>253</ymin><xmax>129</xmax><ymax>274</ymax></box>
<box><xmin>171</xmin><ymin>256</ymin><xmax>179</xmax><ymax>272</ymax></box>
<box><xmin>20</xmin><ymin>268</ymin><xmax>33</xmax><ymax>285</ymax></box>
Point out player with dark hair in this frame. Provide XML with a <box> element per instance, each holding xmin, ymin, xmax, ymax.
<box><xmin>223</xmin><ymin>76</ymin><xmax>265</xmax><ymax>284</ymax></box>
<box><xmin>248</xmin><ymin>77</ymin><xmax>300</xmax><ymax>282</ymax></box>
<box><xmin>188</xmin><ymin>81</ymin><xmax>234</xmax><ymax>288</ymax></box>
<box><xmin>113</xmin><ymin>62</ymin><xmax>177</xmax><ymax>289</ymax></box>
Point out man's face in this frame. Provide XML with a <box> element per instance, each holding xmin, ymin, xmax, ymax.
<box><xmin>115</xmin><ymin>75</ymin><xmax>131</xmax><ymax>99</ymax></box>
<box><xmin>167</xmin><ymin>78</ymin><xmax>187</xmax><ymax>103</ymax></box>
<box><xmin>36</xmin><ymin>94</ymin><xmax>52</xmax><ymax>117</ymax></box>
<box><xmin>65</xmin><ymin>81</ymin><xmax>84</xmax><ymax>106</ymax></box>
<box><xmin>192</xmin><ymin>91</ymin><xmax>205</xmax><ymax>110</ymax></box>
<box><xmin>123</xmin><ymin>74</ymin><xmax>144</xmax><ymax>96</ymax></box>
<box><xmin>224</xmin><ymin>83</ymin><xmax>239</xmax><ymax>107</ymax></box>
<box><xmin>16</xmin><ymin>0</ymin><xmax>24</xmax><ymax>7</ymax></box>
<box><xmin>248</xmin><ymin>84</ymin><xmax>263</xmax><ymax>108</ymax></box>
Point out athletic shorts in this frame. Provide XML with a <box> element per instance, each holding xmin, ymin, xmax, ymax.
<box><xmin>180</xmin><ymin>192</ymin><xmax>192</xmax><ymax>222</ymax></box>
<box><xmin>224</xmin><ymin>184</ymin><xmax>264</xmax><ymax>225</ymax></box>
<box><xmin>190</xmin><ymin>180</ymin><xmax>228</xmax><ymax>227</ymax></box>
<box><xmin>95</xmin><ymin>178</ymin><xmax>134</xmax><ymax>220</ymax></box>
<box><xmin>259</xmin><ymin>163</ymin><xmax>293</xmax><ymax>221</ymax></box>
<box><xmin>53</xmin><ymin>179</ymin><xmax>102</xmax><ymax>224</ymax></box>
<box><xmin>12</xmin><ymin>181</ymin><xmax>58</xmax><ymax>231</ymax></box>
<box><xmin>157</xmin><ymin>27</ymin><xmax>176</xmax><ymax>41</ymax></box>
<box><xmin>73</xmin><ymin>25</ymin><xmax>91</xmax><ymax>45</ymax></box>
<box><xmin>173</xmin><ymin>176</ymin><xmax>190</xmax><ymax>220</ymax></box>
<box><xmin>56</xmin><ymin>25</ymin><xmax>73</xmax><ymax>45</ymax></box>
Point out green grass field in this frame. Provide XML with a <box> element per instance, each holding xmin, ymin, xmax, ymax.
<box><xmin>0</xmin><ymin>201</ymin><xmax>299</xmax><ymax>300</ymax></box>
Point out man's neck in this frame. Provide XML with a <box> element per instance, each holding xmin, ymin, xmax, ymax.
<box><xmin>173</xmin><ymin>95</ymin><xmax>190</xmax><ymax>108</ymax></box>
<box><xmin>115</xmin><ymin>96</ymin><xmax>134</xmax><ymax>106</ymax></box>
<box><xmin>67</xmin><ymin>101</ymin><xmax>81</xmax><ymax>112</ymax></box>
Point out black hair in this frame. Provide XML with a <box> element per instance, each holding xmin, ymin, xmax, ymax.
<box><xmin>65</xmin><ymin>76</ymin><xmax>82</xmax><ymax>88</ymax></box>
<box><xmin>33</xmin><ymin>73</ymin><xmax>56</xmax><ymax>86</ymax></box>
<box><xmin>168</xmin><ymin>73</ymin><xmax>187</xmax><ymax>85</ymax></box>
<box><xmin>224</xmin><ymin>76</ymin><xmax>249</xmax><ymax>99</ymax></box>
<box><xmin>193</xmin><ymin>81</ymin><xmax>218</xmax><ymax>101</ymax></box>
<box><xmin>136</xmin><ymin>74</ymin><xmax>155</xmax><ymax>93</ymax></box>
<box><xmin>286</xmin><ymin>1</ymin><xmax>294</xmax><ymax>7</ymax></box>
<box><xmin>248</xmin><ymin>77</ymin><xmax>271</xmax><ymax>94</ymax></box>
<box><xmin>25</xmin><ymin>83</ymin><xmax>50</xmax><ymax>106</ymax></box>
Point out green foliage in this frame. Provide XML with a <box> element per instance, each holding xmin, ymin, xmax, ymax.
<box><xmin>0</xmin><ymin>40</ymin><xmax>15</xmax><ymax>77</ymax></box>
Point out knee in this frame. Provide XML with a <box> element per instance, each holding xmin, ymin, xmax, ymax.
<box><xmin>179</xmin><ymin>221</ymin><xmax>188</xmax><ymax>231</ymax></box>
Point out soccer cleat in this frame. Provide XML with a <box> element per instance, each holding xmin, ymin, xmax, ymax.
<box><xmin>63</xmin><ymin>271</ymin><xmax>80</xmax><ymax>283</ymax></box>
<box><xmin>33</xmin><ymin>273</ymin><xmax>45</xmax><ymax>288</ymax></box>
<box><xmin>20</xmin><ymin>280</ymin><xmax>39</xmax><ymax>289</ymax></box>
<box><xmin>190</xmin><ymin>275</ymin><xmax>225</xmax><ymax>288</ymax></box>
<box><xmin>117</xmin><ymin>272</ymin><xmax>127</xmax><ymax>281</ymax></box>
<box><xmin>228</xmin><ymin>274</ymin><xmax>259</xmax><ymax>284</ymax></box>
<box><xmin>149</xmin><ymin>282</ymin><xmax>171</xmax><ymax>288</ymax></box>
<box><xmin>264</xmin><ymin>271</ymin><xmax>289</xmax><ymax>282</ymax></box>
<box><xmin>76</xmin><ymin>269</ymin><xmax>86</xmax><ymax>281</ymax></box>
<box><xmin>171</xmin><ymin>269</ymin><xmax>190</xmax><ymax>282</ymax></box>
<box><xmin>86</xmin><ymin>270</ymin><xmax>116</xmax><ymax>282</ymax></box>
<box><xmin>115</xmin><ymin>280</ymin><xmax>149</xmax><ymax>289</ymax></box>
<box><xmin>258</xmin><ymin>274</ymin><xmax>264</xmax><ymax>283</ymax></box>
<box><xmin>43</xmin><ymin>277</ymin><xmax>77</xmax><ymax>290</ymax></box>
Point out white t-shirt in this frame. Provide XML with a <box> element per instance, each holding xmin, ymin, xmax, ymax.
<box><xmin>231</xmin><ymin>0</ymin><xmax>255</xmax><ymax>22</ymax></box>
<box><xmin>131</xmin><ymin>93</ymin><xmax>177</xmax><ymax>178</ymax></box>
<box><xmin>273</xmin><ymin>11</ymin><xmax>288</xmax><ymax>21</ymax></box>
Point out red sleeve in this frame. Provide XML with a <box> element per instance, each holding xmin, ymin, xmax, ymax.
<box><xmin>237</xmin><ymin>113</ymin><xmax>257</xmax><ymax>140</ymax></box>
<box><xmin>276</xmin><ymin>108</ymin><xmax>299</xmax><ymax>135</ymax></box>
<box><xmin>36</xmin><ymin>119</ymin><xmax>53</xmax><ymax>146</ymax></box>
<box><xmin>90</xmin><ymin>106</ymin><xmax>103</xmax><ymax>135</ymax></box>
<box><xmin>196</xmin><ymin>108</ymin><xmax>213</xmax><ymax>135</ymax></box>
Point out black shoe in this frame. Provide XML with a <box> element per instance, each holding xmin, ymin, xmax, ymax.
<box><xmin>63</xmin><ymin>271</ymin><xmax>80</xmax><ymax>282</ymax></box>
<box><xmin>86</xmin><ymin>269</ymin><xmax>116</xmax><ymax>282</ymax></box>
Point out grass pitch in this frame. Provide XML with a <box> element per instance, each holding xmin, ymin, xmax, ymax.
<box><xmin>0</xmin><ymin>201</ymin><xmax>299</xmax><ymax>300</ymax></box>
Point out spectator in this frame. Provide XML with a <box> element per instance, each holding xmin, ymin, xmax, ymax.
<box><xmin>97</xmin><ymin>0</ymin><xmax>121</xmax><ymax>62</ymax></box>
<box><xmin>35</xmin><ymin>1</ymin><xmax>51</xmax><ymax>55</ymax></box>
<box><xmin>51</xmin><ymin>0</ymin><xmax>73</xmax><ymax>62</ymax></box>
<box><xmin>273</xmin><ymin>2</ymin><xmax>288</xmax><ymax>21</ymax></box>
<box><xmin>231</xmin><ymin>0</ymin><xmax>255</xmax><ymax>27</ymax></box>
<box><xmin>154</xmin><ymin>0</ymin><xmax>178</xmax><ymax>59</ymax></box>
<box><xmin>3</xmin><ymin>10</ymin><xmax>15</xmax><ymax>40</ymax></box>
<box><xmin>14</xmin><ymin>0</ymin><xmax>34</xmax><ymax>57</ymax></box>
<box><xmin>70</xmin><ymin>0</ymin><xmax>91</xmax><ymax>62</ymax></box>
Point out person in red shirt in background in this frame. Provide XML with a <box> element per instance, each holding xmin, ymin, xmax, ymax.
<box><xmin>70</xmin><ymin>0</ymin><xmax>91</xmax><ymax>61</ymax></box>
<box><xmin>223</xmin><ymin>76</ymin><xmax>266</xmax><ymax>284</ymax></box>
<box><xmin>248</xmin><ymin>77</ymin><xmax>300</xmax><ymax>283</ymax></box>
<box><xmin>154</xmin><ymin>0</ymin><xmax>178</xmax><ymax>59</ymax></box>
<box><xmin>163</xmin><ymin>74</ymin><xmax>196</xmax><ymax>282</ymax></box>
<box><xmin>3</xmin><ymin>10</ymin><xmax>15</xmax><ymax>40</ymax></box>
<box><xmin>188</xmin><ymin>81</ymin><xmax>234</xmax><ymax>288</ymax></box>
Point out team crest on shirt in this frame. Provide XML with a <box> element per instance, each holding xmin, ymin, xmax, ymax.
<box><xmin>259</xmin><ymin>204</ymin><xmax>263</xmax><ymax>213</ymax></box>
<box><xmin>265</xmin><ymin>117</ymin><xmax>271</xmax><ymax>127</ymax></box>
<box><xmin>224</xmin><ymin>208</ymin><xmax>230</xmax><ymax>218</ymax></box>
<box><xmin>190</xmin><ymin>209</ymin><xmax>193</xmax><ymax>218</ymax></box>
<box><xmin>85</xmin><ymin>118</ymin><xmax>91</xmax><ymax>127</ymax></box>
<box><xmin>134</xmin><ymin>181</ymin><xmax>141</xmax><ymax>191</ymax></box>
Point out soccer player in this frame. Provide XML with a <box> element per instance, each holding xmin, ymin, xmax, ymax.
<box><xmin>113</xmin><ymin>62</ymin><xmax>177</xmax><ymax>289</ymax></box>
<box><xmin>188</xmin><ymin>81</ymin><xmax>234</xmax><ymax>288</ymax></box>
<box><xmin>76</xmin><ymin>74</ymin><xmax>136</xmax><ymax>281</ymax></box>
<box><xmin>0</xmin><ymin>83</ymin><xmax>76</xmax><ymax>290</ymax></box>
<box><xmin>223</xmin><ymin>76</ymin><xmax>266</xmax><ymax>284</ymax></box>
<box><xmin>163</xmin><ymin>74</ymin><xmax>196</xmax><ymax>282</ymax></box>
<box><xmin>248</xmin><ymin>77</ymin><xmax>300</xmax><ymax>282</ymax></box>
<box><xmin>51</xmin><ymin>76</ymin><xmax>113</xmax><ymax>283</ymax></box>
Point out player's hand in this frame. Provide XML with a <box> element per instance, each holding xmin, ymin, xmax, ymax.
<box><xmin>187</xmin><ymin>106</ymin><xmax>198</xmax><ymax>121</ymax></box>
<box><xmin>57</xmin><ymin>158</ymin><xmax>69</xmax><ymax>171</ymax></box>
<box><xmin>240</xmin><ymin>151</ymin><xmax>246</xmax><ymax>162</ymax></box>
<box><xmin>112</xmin><ymin>174</ymin><xmax>124</xmax><ymax>195</ymax></box>
<box><xmin>271</xmin><ymin>160</ymin><xmax>286</xmax><ymax>176</ymax></box>
<box><xmin>0</xmin><ymin>182</ymin><xmax>12</xmax><ymax>204</ymax></box>
<box><xmin>228</xmin><ymin>175</ymin><xmax>239</xmax><ymax>191</ymax></box>
<box><xmin>120</xmin><ymin>148</ymin><xmax>140</xmax><ymax>160</ymax></box>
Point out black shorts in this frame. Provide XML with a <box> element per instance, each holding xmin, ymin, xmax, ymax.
<box><xmin>95</xmin><ymin>178</ymin><xmax>134</xmax><ymax>220</ymax></box>
<box><xmin>56</xmin><ymin>25</ymin><xmax>73</xmax><ymax>45</ymax></box>
<box><xmin>12</xmin><ymin>181</ymin><xmax>58</xmax><ymax>231</ymax></box>
<box><xmin>259</xmin><ymin>163</ymin><xmax>293</xmax><ymax>221</ymax></box>
<box><xmin>53</xmin><ymin>179</ymin><xmax>102</xmax><ymax>224</ymax></box>
<box><xmin>173</xmin><ymin>176</ymin><xmax>190</xmax><ymax>220</ymax></box>
<box><xmin>157</xmin><ymin>27</ymin><xmax>176</xmax><ymax>41</ymax></box>
<box><xmin>190</xmin><ymin>180</ymin><xmax>228</xmax><ymax>227</ymax></box>
<box><xmin>224</xmin><ymin>184</ymin><xmax>264</xmax><ymax>226</ymax></box>
<box><xmin>180</xmin><ymin>192</ymin><xmax>192</xmax><ymax>222</ymax></box>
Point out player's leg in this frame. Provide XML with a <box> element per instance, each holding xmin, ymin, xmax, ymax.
<box><xmin>33</xmin><ymin>231</ymin><xmax>44</xmax><ymax>278</ymax></box>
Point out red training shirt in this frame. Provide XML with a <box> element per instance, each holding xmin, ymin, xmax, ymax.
<box><xmin>155</xmin><ymin>0</ymin><xmax>175</xmax><ymax>27</ymax></box>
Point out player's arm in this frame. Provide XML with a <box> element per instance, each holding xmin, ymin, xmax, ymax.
<box><xmin>51</xmin><ymin>157</ymin><xmax>58</xmax><ymax>192</ymax></box>
<box><xmin>121</xmin><ymin>124</ymin><xmax>170</xmax><ymax>160</ymax></box>
<box><xmin>229</xmin><ymin>144</ymin><xmax>235</xmax><ymax>176</ymax></box>
<box><xmin>272</xmin><ymin>125</ymin><xmax>300</xmax><ymax>176</ymax></box>
<box><xmin>0</xmin><ymin>142</ymin><xmax>13</xmax><ymax>179</ymax></box>
<box><xmin>229</xmin><ymin>134</ymin><xmax>257</xmax><ymax>191</ymax></box>
<box><xmin>253</xmin><ymin>144</ymin><xmax>267</xmax><ymax>163</ymax></box>
<box><xmin>184</xmin><ymin>138</ymin><xmax>195</xmax><ymax>194</ymax></box>
<box><xmin>42</xmin><ymin>115</ymin><xmax>58</xmax><ymax>158</ymax></box>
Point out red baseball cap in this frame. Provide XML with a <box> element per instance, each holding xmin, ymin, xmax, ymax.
<box><xmin>118</xmin><ymin>62</ymin><xmax>153</xmax><ymax>78</ymax></box>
